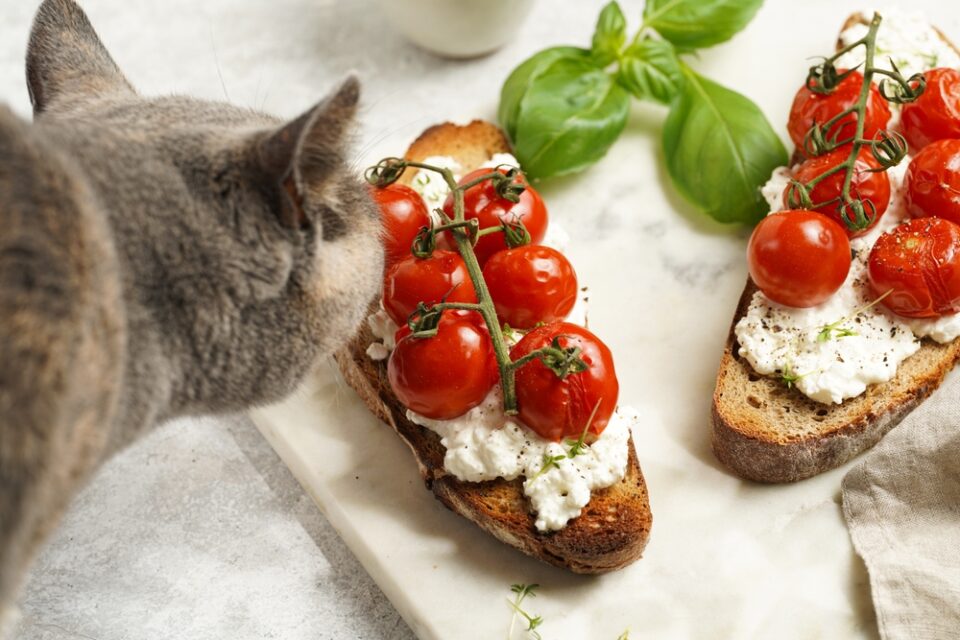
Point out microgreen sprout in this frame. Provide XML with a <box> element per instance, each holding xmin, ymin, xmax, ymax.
<box><xmin>780</xmin><ymin>362</ymin><xmax>808</xmax><ymax>390</ymax></box>
<box><xmin>531</xmin><ymin>400</ymin><xmax>604</xmax><ymax>482</ymax></box>
<box><xmin>507</xmin><ymin>583</ymin><xmax>543</xmax><ymax>640</ymax></box>
<box><xmin>565</xmin><ymin>399</ymin><xmax>603</xmax><ymax>459</ymax></box>
<box><xmin>817</xmin><ymin>289</ymin><xmax>893</xmax><ymax>342</ymax></box>
<box><xmin>531</xmin><ymin>453</ymin><xmax>567</xmax><ymax>481</ymax></box>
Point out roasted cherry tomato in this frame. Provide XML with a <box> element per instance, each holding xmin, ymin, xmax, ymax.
<box><xmin>904</xmin><ymin>138</ymin><xmax>960</xmax><ymax>225</ymax></box>
<box><xmin>787</xmin><ymin>70</ymin><xmax>891</xmax><ymax>152</ymax></box>
<box><xmin>482</xmin><ymin>245</ymin><xmax>578</xmax><ymax>329</ymax></box>
<box><xmin>747</xmin><ymin>210</ymin><xmax>851</xmax><ymax>308</ymax></box>
<box><xmin>382</xmin><ymin>250</ymin><xmax>478</xmax><ymax>325</ymax></box>
<box><xmin>784</xmin><ymin>147</ymin><xmax>890</xmax><ymax>237</ymax></box>
<box><xmin>901</xmin><ymin>68</ymin><xmax>960</xmax><ymax>151</ymax></box>
<box><xmin>868</xmin><ymin>217</ymin><xmax>960</xmax><ymax>318</ymax></box>
<box><xmin>441</xmin><ymin>168</ymin><xmax>548</xmax><ymax>265</ymax></box>
<box><xmin>510</xmin><ymin>322</ymin><xmax>618</xmax><ymax>442</ymax></box>
<box><xmin>369</xmin><ymin>183</ymin><xmax>431</xmax><ymax>267</ymax></box>
<box><xmin>389</xmin><ymin>311</ymin><xmax>496</xmax><ymax>420</ymax></box>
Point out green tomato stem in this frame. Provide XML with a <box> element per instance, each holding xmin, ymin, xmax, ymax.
<box><xmin>837</xmin><ymin>17</ymin><xmax>879</xmax><ymax>223</ymax></box>
<box><xmin>432</xmin><ymin>163</ymin><xmax>521</xmax><ymax>414</ymax></box>
<box><xmin>794</xmin><ymin>13</ymin><xmax>921</xmax><ymax>231</ymax></box>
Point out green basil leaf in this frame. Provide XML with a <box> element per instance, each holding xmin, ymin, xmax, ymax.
<box><xmin>643</xmin><ymin>0</ymin><xmax>763</xmax><ymax>49</ymax></box>
<box><xmin>510</xmin><ymin>57</ymin><xmax>631</xmax><ymax>179</ymax></box>
<box><xmin>591</xmin><ymin>1</ymin><xmax>627</xmax><ymax>66</ymax></box>
<box><xmin>498</xmin><ymin>46</ymin><xmax>593</xmax><ymax>142</ymax></box>
<box><xmin>662</xmin><ymin>67</ymin><xmax>787</xmax><ymax>225</ymax></box>
<box><xmin>618</xmin><ymin>38</ymin><xmax>683</xmax><ymax>104</ymax></box>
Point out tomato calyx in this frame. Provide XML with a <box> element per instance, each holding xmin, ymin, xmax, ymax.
<box><xmin>405</xmin><ymin>298</ymin><xmax>481</xmax><ymax>338</ymax></box>
<box><xmin>477</xmin><ymin>164</ymin><xmax>527</xmax><ymax>203</ymax></box>
<box><xmin>365</xmin><ymin>156</ymin><xmax>407</xmax><ymax>187</ymax></box>
<box><xmin>805</xmin><ymin>62</ymin><xmax>860</xmax><ymax>95</ymax></box>
<box><xmin>512</xmin><ymin>335</ymin><xmax>588</xmax><ymax>379</ymax></box>
<box><xmin>876</xmin><ymin>60</ymin><xmax>927</xmax><ymax>105</ymax></box>
<box><xmin>500</xmin><ymin>214</ymin><xmax>532</xmax><ymax>249</ymax></box>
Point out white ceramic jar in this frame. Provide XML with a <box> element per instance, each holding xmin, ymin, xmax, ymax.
<box><xmin>378</xmin><ymin>0</ymin><xmax>537</xmax><ymax>58</ymax></box>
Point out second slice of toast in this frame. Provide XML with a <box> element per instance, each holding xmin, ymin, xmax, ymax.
<box><xmin>712</xmin><ymin>13</ymin><xmax>960</xmax><ymax>483</ymax></box>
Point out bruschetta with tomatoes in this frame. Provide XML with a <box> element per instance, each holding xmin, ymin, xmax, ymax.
<box><xmin>335</xmin><ymin>121</ymin><xmax>652</xmax><ymax>573</ymax></box>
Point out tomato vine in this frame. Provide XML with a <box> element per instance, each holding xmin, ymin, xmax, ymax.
<box><xmin>365</xmin><ymin>158</ymin><xmax>586</xmax><ymax>415</ymax></box>
<box><xmin>785</xmin><ymin>13</ymin><xmax>926</xmax><ymax>232</ymax></box>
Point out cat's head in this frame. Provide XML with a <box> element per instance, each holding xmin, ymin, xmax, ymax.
<box><xmin>25</xmin><ymin>0</ymin><xmax>384</xmax><ymax>407</ymax></box>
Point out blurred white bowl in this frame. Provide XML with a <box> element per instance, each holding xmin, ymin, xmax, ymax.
<box><xmin>378</xmin><ymin>0</ymin><xmax>537</xmax><ymax>59</ymax></box>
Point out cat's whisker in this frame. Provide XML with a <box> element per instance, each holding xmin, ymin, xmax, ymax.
<box><xmin>349</xmin><ymin>116</ymin><xmax>428</xmax><ymax>173</ymax></box>
<box><xmin>208</xmin><ymin>23</ymin><xmax>230</xmax><ymax>101</ymax></box>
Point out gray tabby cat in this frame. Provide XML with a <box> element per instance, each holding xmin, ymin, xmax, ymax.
<box><xmin>0</xmin><ymin>0</ymin><xmax>382</xmax><ymax>627</ymax></box>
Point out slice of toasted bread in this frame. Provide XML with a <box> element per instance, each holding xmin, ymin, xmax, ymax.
<box><xmin>712</xmin><ymin>14</ymin><xmax>960</xmax><ymax>483</ymax></box>
<box><xmin>335</xmin><ymin>121</ymin><xmax>651</xmax><ymax>573</ymax></box>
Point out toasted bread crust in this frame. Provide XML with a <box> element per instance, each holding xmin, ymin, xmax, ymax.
<box><xmin>397</xmin><ymin>120</ymin><xmax>512</xmax><ymax>186</ymax></box>
<box><xmin>338</xmin><ymin>121</ymin><xmax>651</xmax><ymax>572</ymax></box>
<box><xmin>712</xmin><ymin>13</ymin><xmax>960</xmax><ymax>483</ymax></box>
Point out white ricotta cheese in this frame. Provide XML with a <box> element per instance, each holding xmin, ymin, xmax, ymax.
<box><xmin>410</xmin><ymin>155</ymin><xmax>461</xmax><ymax>213</ymax></box>
<box><xmin>835</xmin><ymin>8</ymin><xmax>960</xmax><ymax>82</ymax></box>
<box><xmin>409</xmin><ymin>152</ymin><xmax>522</xmax><ymax>214</ymax></box>
<box><xmin>406</xmin><ymin>387</ymin><xmax>633</xmax><ymax>532</ymax></box>
<box><xmin>366</xmin><ymin>304</ymin><xmax>397</xmax><ymax>360</ymax></box>
<box><xmin>760</xmin><ymin>165</ymin><xmax>793</xmax><ymax>213</ymax></box>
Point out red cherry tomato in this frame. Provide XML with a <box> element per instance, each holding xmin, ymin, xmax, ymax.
<box><xmin>904</xmin><ymin>138</ymin><xmax>960</xmax><ymax>225</ymax></box>
<box><xmin>389</xmin><ymin>312</ymin><xmax>496</xmax><ymax>420</ymax></box>
<box><xmin>441</xmin><ymin>168</ymin><xmax>548</xmax><ymax>265</ymax></box>
<box><xmin>482</xmin><ymin>246</ymin><xmax>578</xmax><ymax>329</ymax></box>
<box><xmin>382</xmin><ymin>250</ymin><xmax>478</xmax><ymax>326</ymax></box>
<box><xmin>747</xmin><ymin>210</ymin><xmax>851</xmax><ymax>308</ymax></box>
<box><xmin>787</xmin><ymin>70</ymin><xmax>891</xmax><ymax>152</ymax></box>
<box><xmin>868</xmin><ymin>217</ymin><xmax>960</xmax><ymax>318</ymax></box>
<box><xmin>510</xmin><ymin>322</ymin><xmax>619</xmax><ymax>442</ymax></box>
<box><xmin>369</xmin><ymin>183</ymin><xmax>431</xmax><ymax>268</ymax></box>
<box><xmin>784</xmin><ymin>147</ymin><xmax>890</xmax><ymax>237</ymax></box>
<box><xmin>901</xmin><ymin>68</ymin><xmax>960</xmax><ymax>151</ymax></box>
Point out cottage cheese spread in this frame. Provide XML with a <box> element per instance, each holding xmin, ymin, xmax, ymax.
<box><xmin>411</xmin><ymin>153</ymin><xmax>522</xmax><ymax>213</ymax></box>
<box><xmin>835</xmin><ymin>8</ymin><xmax>960</xmax><ymax>82</ymax></box>
<box><xmin>736</xmin><ymin>243</ymin><xmax>921</xmax><ymax>404</ymax></box>
<box><xmin>407</xmin><ymin>388</ymin><xmax>634</xmax><ymax>532</ymax></box>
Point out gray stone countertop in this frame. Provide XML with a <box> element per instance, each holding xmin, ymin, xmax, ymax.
<box><xmin>13</xmin><ymin>415</ymin><xmax>416</xmax><ymax>640</ymax></box>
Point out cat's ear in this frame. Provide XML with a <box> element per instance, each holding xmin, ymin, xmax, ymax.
<box><xmin>256</xmin><ymin>76</ymin><xmax>360</xmax><ymax>229</ymax></box>
<box><xmin>26</xmin><ymin>0</ymin><xmax>135</xmax><ymax>115</ymax></box>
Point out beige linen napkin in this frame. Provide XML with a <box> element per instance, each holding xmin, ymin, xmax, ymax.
<box><xmin>842</xmin><ymin>372</ymin><xmax>960</xmax><ymax>640</ymax></box>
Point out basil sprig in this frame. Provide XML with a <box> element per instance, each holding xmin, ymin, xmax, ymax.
<box><xmin>498</xmin><ymin>0</ymin><xmax>786</xmax><ymax>226</ymax></box>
